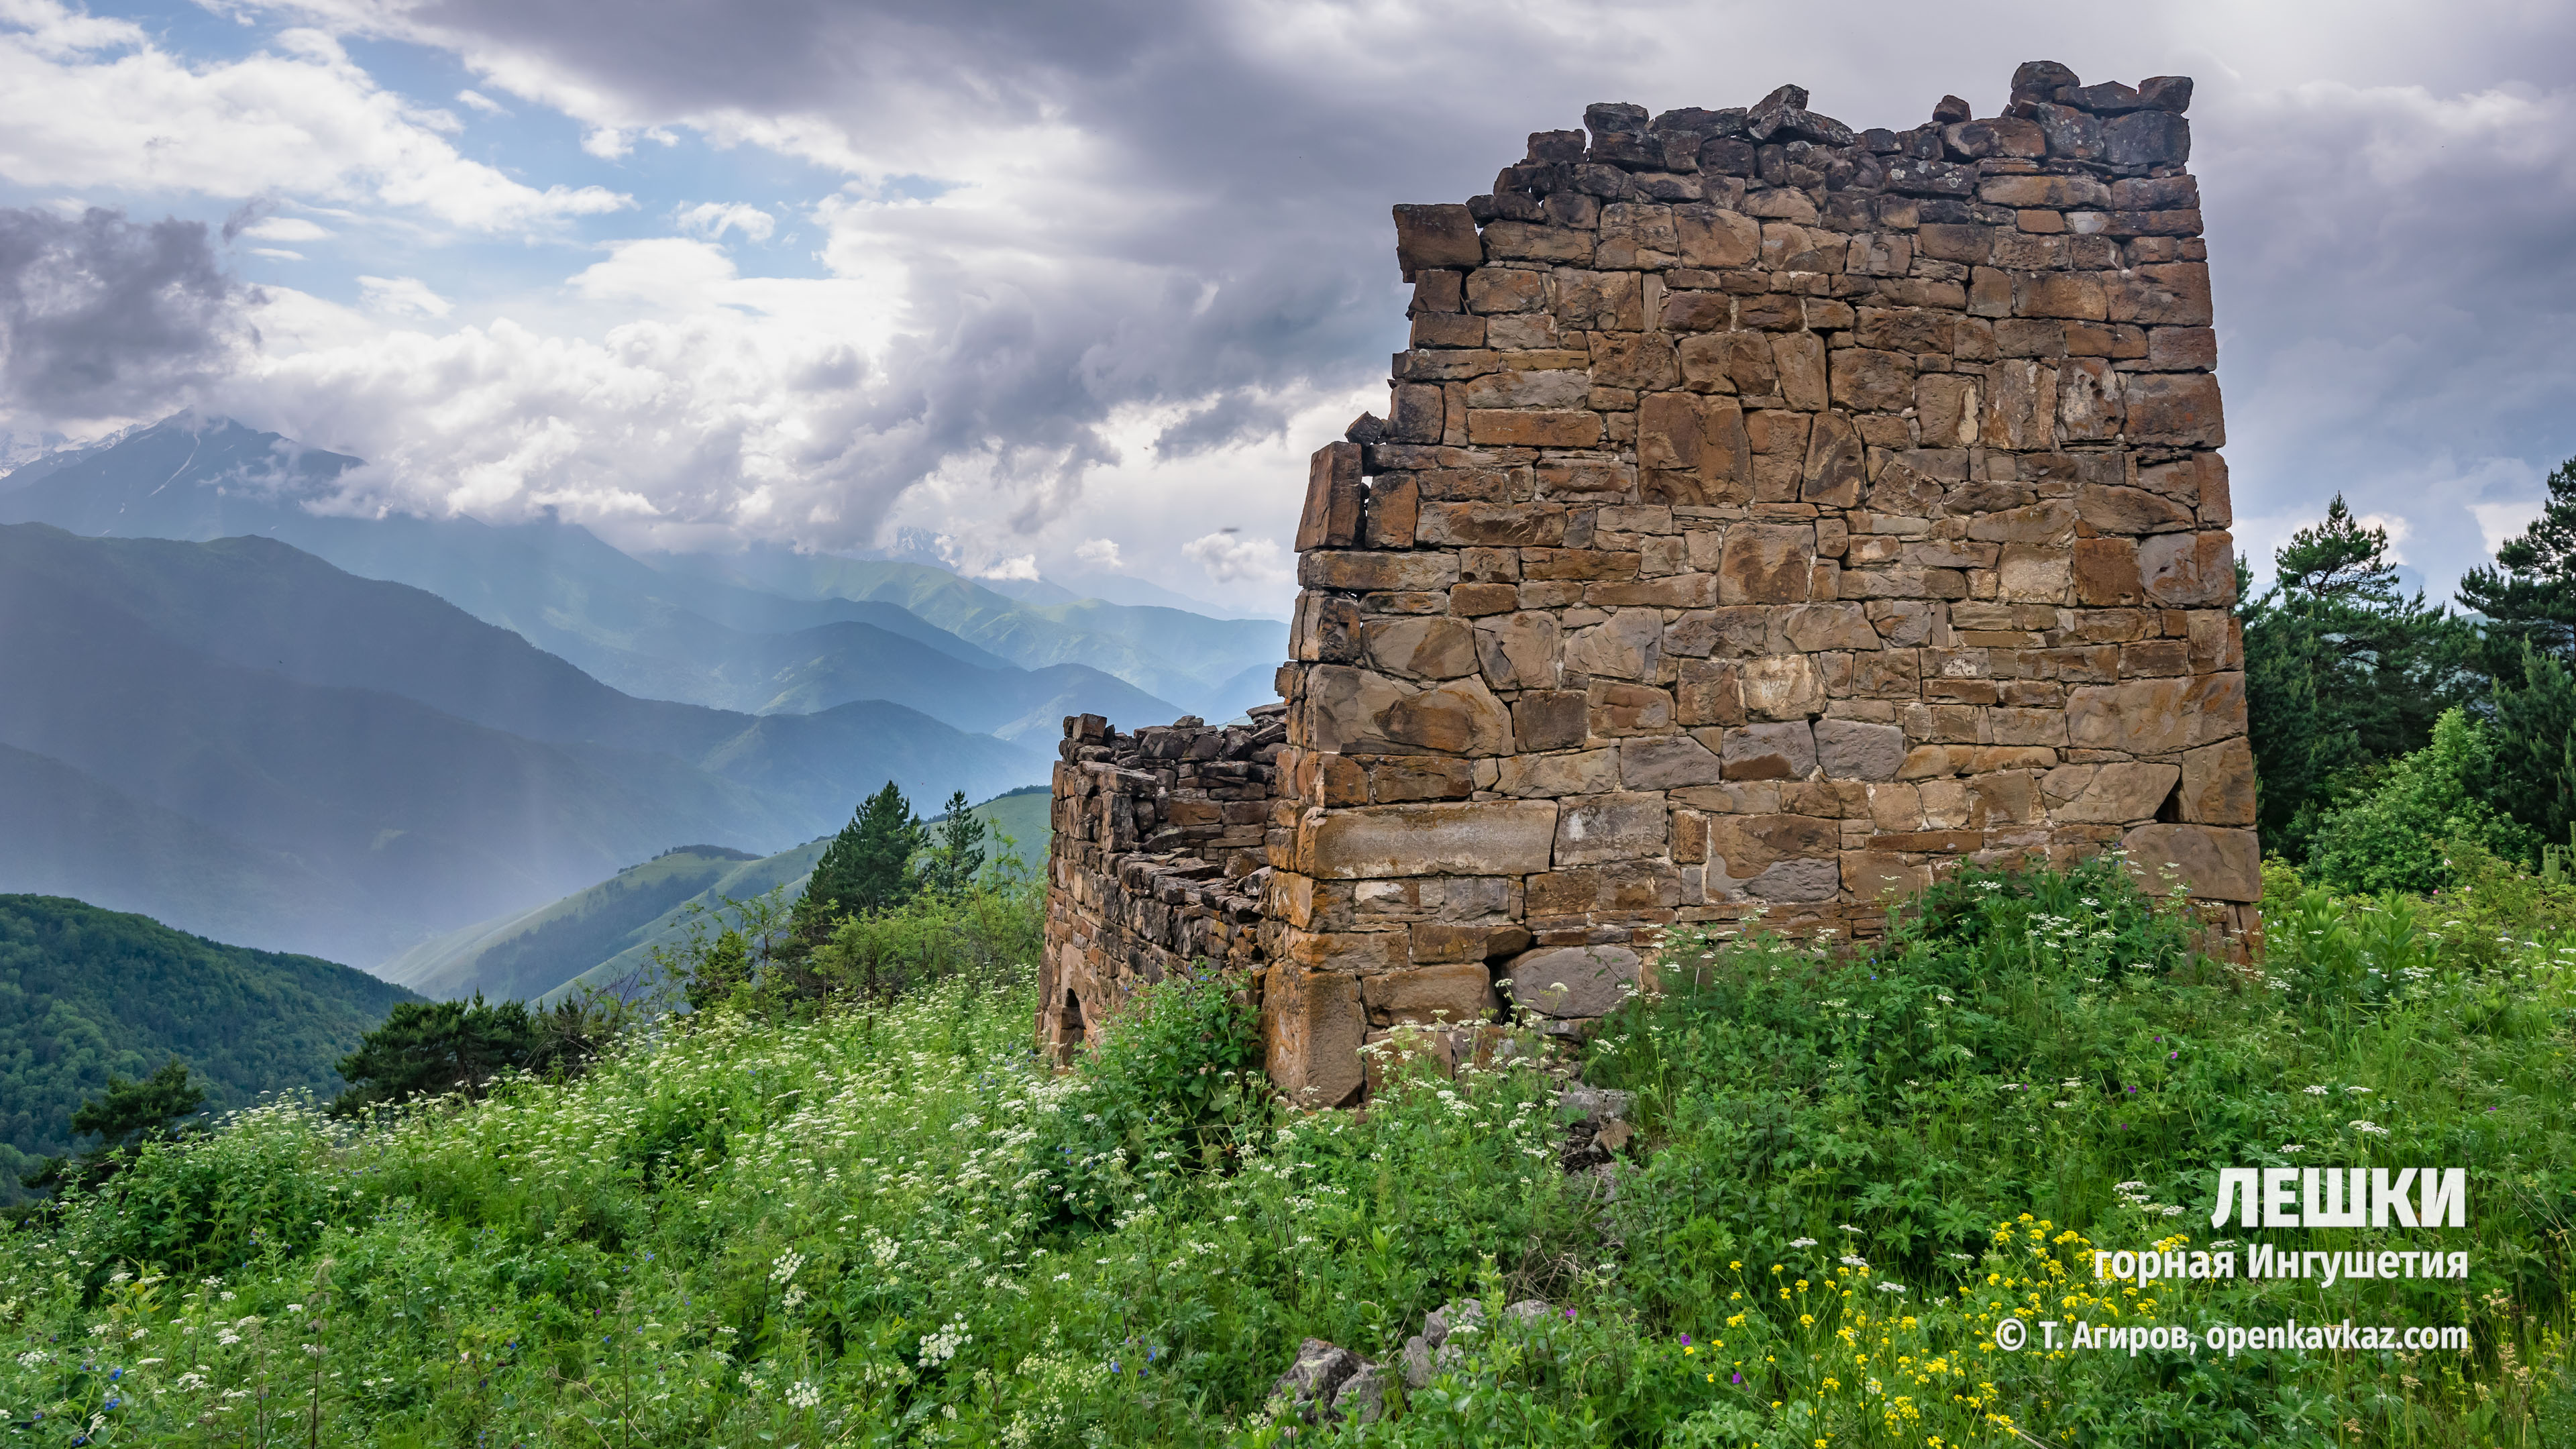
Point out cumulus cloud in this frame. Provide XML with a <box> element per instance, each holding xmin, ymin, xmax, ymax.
<box><xmin>675</xmin><ymin>202</ymin><xmax>775</xmax><ymax>243</ymax></box>
<box><xmin>241</xmin><ymin>217</ymin><xmax>333</xmax><ymax>242</ymax></box>
<box><xmin>1182</xmin><ymin>529</ymin><xmax>1289</xmax><ymax>586</ymax></box>
<box><xmin>7</xmin><ymin>0</ymin><xmax>2572</xmax><ymax>612</ymax></box>
<box><xmin>2472</xmin><ymin>501</ymin><xmax>2546</xmax><ymax>556</ymax></box>
<box><xmin>1074</xmin><ymin>537</ymin><xmax>1122</xmax><ymax>570</ymax></box>
<box><xmin>0</xmin><ymin>1</ymin><xmax>632</xmax><ymax>230</ymax></box>
<box><xmin>0</xmin><ymin>206</ymin><xmax>253</xmax><ymax>423</ymax></box>
<box><xmin>2354</xmin><ymin>513</ymin><xmax>2414</xmax><ymax>565</ymax></box>
<box><xmin>190</xmin><ymin>0</ymin><xmax>2571</xmax><ymax>608</ymax></box>
<box><xmin>355</xmin><ymin>274</ymin><xmax>450</xmax><ymax>318</ymax></box>
<box><xmin>579</xmin><ymin>124</ymin><xmax>675</xmax><ymax>160</ymax></box>
<box><xmin>214</xmin><ymin>290</ymin><xmax>923</xmax><ymax>545</ymax></box>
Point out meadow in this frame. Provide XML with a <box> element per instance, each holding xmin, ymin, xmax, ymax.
<box><xmin>2</xmin><ymin>851</ymin><xmax>2570</xmax><ymax>1448</ymax></box>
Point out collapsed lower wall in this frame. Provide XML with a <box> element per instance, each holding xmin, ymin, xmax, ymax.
<box><xmin>1038</xmin><ymin>708</ymin><xmax>1286</xmax><ymax>1061</ymax></box>
<box><xmin>1044</xmin><ymin>60</ymin><xmax>2257</xmax><ymax>1106</ymax></box>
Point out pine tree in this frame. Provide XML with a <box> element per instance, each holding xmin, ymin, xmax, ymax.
<box><xmin>331</xmin><ymin>996</ymin><xmax>543</xmax><ymax>1112</ymax></box>
<box><xmin>69</xmin><ymin>1057</ymin><xmax>205</xmax><ymax>1148</ymax></box>
<box><xmin>684</xmin><ymin>928</ymin><xmax>753</xmax><ymax>1012</ymax></box>
<box><xmin>2459</xmin><ymin>456</ymin><xmax>2576</xmax><ymax>668</ymax></box>
<box><xmin>792</xmin><ymin>782</ymin><xmax>924</xmax><ymax>948</ymax></box>
<box><xmin>921</xmin><ymin>790</ymin><xmax>989</xmax><ymax>898</ymax></box>
<box><xmin>19</xmin><ymin>1057</ymin><xmax>207</xmax><ymax>1194</ymax></box>
<box><xmin>2240</xmin><ymin>496</ymin><xmax>2479</xmax><ymax>854</ymax></box>
<box><xmin>2490</xmin><ymin>643</ymin><xmax>2576</xmax><ymax>847</ymax></box>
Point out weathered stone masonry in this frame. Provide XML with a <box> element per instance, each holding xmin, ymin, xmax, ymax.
<box><xmin>1041</xmin><ymin>709</ymin><xmax>1285</xmax><ymax>1062</ymax></box>
<box><xmin>1042</xmin><ymin>62</ymin><xmax>2257</xmax><ymax>1106</ymax></box>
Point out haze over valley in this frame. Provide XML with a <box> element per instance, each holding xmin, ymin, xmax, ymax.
<box><xmin>0</xmin><ymin>415</ymin><xmax>1281</xmax><ymax>975</ymax></box>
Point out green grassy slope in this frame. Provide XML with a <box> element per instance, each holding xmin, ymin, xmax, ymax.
<box><xmin>376</xmin><ymin>846</ymin><xmax>769</xmax><ymax>1002</ymax></box>
<box><xmin>392</xmin><ymin>839</ymin><xmax>833</xmax><ymax>1006</ymax></box>
<box><xmin>541</xmin><ymin>839</ymin><xmax>831</xmax><ymax>1002</ymax></box>
<box><xmin>969</xmin><ymin>784</ymin><xmax>1053</xmax><ymax>861</ymax></box>
<box><xmin>0</xmin><ymin>896</ymin><xmax>419</xmax><ymax>1193</ymax></box>
<box><xmin>3</xmin><ymin>863</ymin><xmax>2567</xmax><ymax>1442</ymax></box>
<box><xmin>418</xmin><ymin>790</ymin><xmax>1054</xmax><ymax>1006</ymax></box>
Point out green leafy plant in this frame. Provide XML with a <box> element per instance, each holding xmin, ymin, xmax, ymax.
<box><xmin>2306</xmin><ymin>708</ymin><xmax>2543</xmax><ymax>893</ymax></box>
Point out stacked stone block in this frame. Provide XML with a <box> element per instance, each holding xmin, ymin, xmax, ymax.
<box><xmin>1038</xmin><ymin>708</ymin><xmax>1285</xmax><ymax>1061</ymax></box>
<box><xmin>1044</xmin><ymin>62</ymin><xmax>2258</xmax><ymax>1107</ymax></box>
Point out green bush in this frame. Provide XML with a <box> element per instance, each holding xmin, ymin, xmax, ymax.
<box><xmin>808</xmin><ymin>877</ymin><xmax>1040</xmax><ymax>1005</ymax></box>
<box><xmin>330</xmin><ymin>991</ymin><xmax>624</xmax><ymax>1115</ymax></box>
<box><xmin>1034</xmin><ymin>966</ymin><xmax>1267</xmax><ymax>1226</ymax></box>
<box><xmin>674</xmin><ymin>834</ymin><xmax>1039</xmax><ymax>1014</ymax></box>
<box><xmin>2306</xmin><ymin>708</ymin><xmax>2544</xmax><ymax>894</ymax></box>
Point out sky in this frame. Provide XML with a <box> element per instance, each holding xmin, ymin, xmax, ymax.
<box><xmin>0</xmin><ymin>0</ymin><xmax>2572</xmax><ymax>616</ymax></box>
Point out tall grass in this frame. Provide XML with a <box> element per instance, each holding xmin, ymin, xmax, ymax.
<box><xmin>2</xmin><ymin>861</ymin><xmax>2569</xmax><ymax>1446</ymax></box>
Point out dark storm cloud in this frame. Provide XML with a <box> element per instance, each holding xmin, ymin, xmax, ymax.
<box><xmin>301</xmin><ymin>1</ymin><xmax>2576</xmax><ymax>584</ymax></box>
<box><xmin>0</xmin><ymin>208</ymin><xmax>253</xmax><ymax>423</ymax></box>
<box><xmin>2197</xmin><ymin>78</ymin><xmax>2576</xmax><ymax>580</ymax></box>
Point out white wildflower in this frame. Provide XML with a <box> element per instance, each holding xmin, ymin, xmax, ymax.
<box><xmin>918</xmin><ymin>1318</ymin><xmax>971</xmax><ymax>1368</ymax></box>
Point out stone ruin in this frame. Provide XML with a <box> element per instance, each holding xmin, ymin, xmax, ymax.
<box><xmin>1042</xmin><ymin>61</ymin><xmax>2255</xmax><ymax>1106</ymax></box>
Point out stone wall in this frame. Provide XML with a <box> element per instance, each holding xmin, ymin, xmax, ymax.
<box><xmin>1038</xmin><ymin>708</ymin><xmax>1285</xmax><ymax>1061</ymax></box>
<box><xmin>1044</xmin><ymin>60</ymin><xmax>2257</xmax><ymax>1106</ymax></box>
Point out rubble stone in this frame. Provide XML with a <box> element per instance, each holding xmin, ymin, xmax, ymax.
<box><xmin>1502</xmin><ymin>944</ymin><xmax>1642</xmax><ymax>1018</ymax></box>
<box><xmin>1269</xmin><ymin>1338</ymin><xmax>1383</xmax><ymax>1424</ymax></box>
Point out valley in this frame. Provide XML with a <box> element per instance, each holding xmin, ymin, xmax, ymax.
<box><xmin>0</xmin><ymin>415</ymin><xmax>1266</xmax><ymax>973</ymax></box>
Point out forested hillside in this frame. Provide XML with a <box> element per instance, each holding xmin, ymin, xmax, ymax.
<box><xmin>0</xmin><ymin>896</ymin><xmax>418</xmax><ymax>1193</ymax></box>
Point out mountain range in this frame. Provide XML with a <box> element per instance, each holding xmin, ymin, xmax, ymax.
<box><xmin>0</xmin><ymin>415</ymin><xmax>1284</xmax><ymax>730</ymax></box>
<box><xmin>0</xmin><ymin>523</ymin><xmax>1043</xmax><ymax>963</ymax></box>
<box><xmin>0</xmin><ymin>414</ymin><xmax>1283</xmax><ymax>971</ymax></box>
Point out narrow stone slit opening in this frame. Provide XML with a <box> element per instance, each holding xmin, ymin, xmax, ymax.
<box><xmin>2155</xmin><ymin>775</ymin><xmax>2186</xmax><ymax>822</ymax></box>
<box><xmin>1061</xmin><ymin>989</ymin><xmax>1087</xmax><ymax>1062</ymax></box>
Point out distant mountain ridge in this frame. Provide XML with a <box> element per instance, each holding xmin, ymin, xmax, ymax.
<box><xmin>657</xmin><ymin>545</ymin><xmax>1286</xmax><ymax>718</ymax></box>
<box><xmin>0</xmin><ymin>415</ymin><xmax>1283</xmax><ymax>724</ymax></box>
<box><xmin>0</xmin><ymin>525</ymin><xmax>1044</xmax><ymax>965</ymax></box>
<box><xmin>0</xmin><ymin>743</ymin><xmax>373</xmax><ymax>955</ymax></box>
<box><xmin>376</xmin><ymin>844</ymin><xmax>780</xmax><ymax>1003</ymax></box>
<box><xmin>384</xmin><ymin>839</ymin><xmax>830</xmax><ymax>1004</ymax></box>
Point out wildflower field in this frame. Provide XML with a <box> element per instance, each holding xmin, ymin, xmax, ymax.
<box><xmin>2</xmin><ymin>854</ymin><xmax>2571</xmax><ymax>1448</ymax></box>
